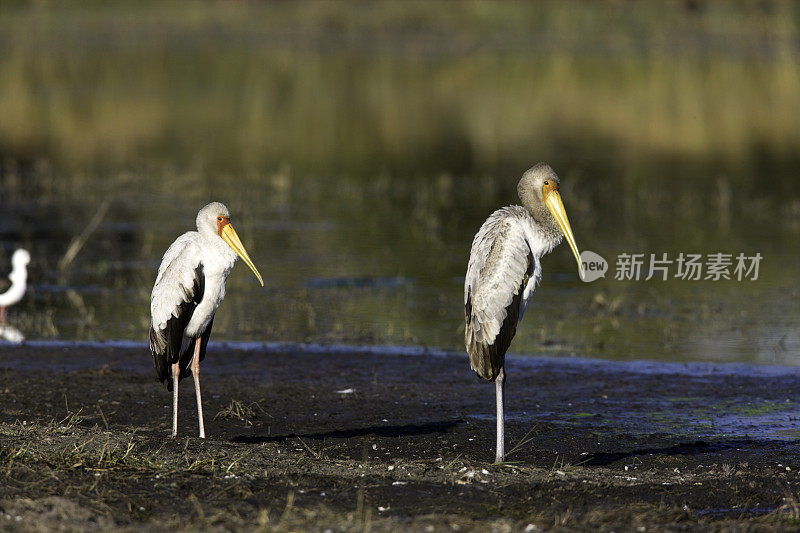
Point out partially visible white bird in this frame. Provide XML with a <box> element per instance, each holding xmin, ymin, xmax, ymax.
<box><xmin>149</xmin><ymin>202</ymin><xmax>263</xmax><ymax>438</ymax></box>
<box><xmin>0</xmin><ymin>249</ymin><xmax>31</xmax><ymax>325</ymax></box>
<box><xmin>464</xmin><ymin>164</ymin><xmax>583</xmax><ymax>463</ymax></box>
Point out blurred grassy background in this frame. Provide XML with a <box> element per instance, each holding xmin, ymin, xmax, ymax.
<box><xmin>1</xmin><ymin>1</ymin><xmax>799</xmax><ymax>183</ymax></box>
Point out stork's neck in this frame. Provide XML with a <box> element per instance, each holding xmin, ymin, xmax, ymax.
<box><xmin>200</xmin><ymin>231</ymin><xmax>238</xmax><ymax>265</ymax></box>
<box><xmin>9</xmin><ymin>266</ymin><xmax>27</xmax><ymax>284</ymax></box>
<box><xmin>518</xmin><ymin>205</ymin><xmax>563</xmax><ymax>258</ymax></box>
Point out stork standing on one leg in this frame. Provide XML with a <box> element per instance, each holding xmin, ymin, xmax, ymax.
<box><xmin>149</xmin><ymin>202</ymin><xmax>263</xmax><ymax>438</ymax></box>
<box><xmin>464</xmin><ymin>164</ymin><xmax>584</xmax><ymax>463</ymax></box>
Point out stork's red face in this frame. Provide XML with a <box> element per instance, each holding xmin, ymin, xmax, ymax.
<box><xmin>216</xmin><ymin>215</ymin><xmax>231</xmax><ymax>236</ymax></box>
<box><xmin>541</xmin><ymin>178</ymin><xmax>559</xmax><ymax>199</ymax></box>
<box><xmin>216</xmin><ymin>215</ymin><xmax>264</xmax><ymax>287</ymax></box>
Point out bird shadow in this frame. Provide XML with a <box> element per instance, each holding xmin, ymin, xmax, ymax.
<box><xmin>583</xmin><ymin>438</ymin><xmax>791</xmax><ymax>467</ymax></box>
<box><xmin>231</xmin><ymin>419</ymin><xmax>464</xmax><ymax>444</ymax></box>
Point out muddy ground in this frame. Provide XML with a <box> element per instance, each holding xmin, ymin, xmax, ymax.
<box><xmin>1</xmin><ymin>343</ymin><xmax>800</xmax><ymax>531</ymax></box>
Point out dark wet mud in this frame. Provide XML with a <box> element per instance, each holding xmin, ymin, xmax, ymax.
<box><xmin>2</xmin><ymin>343</ymin><xmax>800</xmax><ymax>531</ymax></box>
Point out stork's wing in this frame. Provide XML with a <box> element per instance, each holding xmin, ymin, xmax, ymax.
<box><xmin>149</xmin><ymin>233</ymin><xmax>207</xmax><ymax>389</ymax></box>
<box><xmin>465</xmin><ymin>208</ymin><xmax>534</xmax><ymax>381</ymax></box>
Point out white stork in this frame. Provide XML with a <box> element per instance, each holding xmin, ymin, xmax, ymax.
<box><xmin>0</xmin><ymin>249</ymin><xmax>30</xmax><ymax>325</ymax></box>
<box><xmin>149</xmin><ymin>202</ymin><xmax>263</xmax><ymax>438</ymax></box>
<box><xmin>464</xmin><ymin>164</ymin><xmax>583</xmax><ymax>463</ymax></box>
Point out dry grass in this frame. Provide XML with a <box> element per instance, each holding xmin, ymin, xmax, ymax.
<box><xmin>1</xmin><ymin>417</ymin><xmax>799</xmax><ymax>531</ymax></box>
<box><xmin>213</xmin><ymin>399</ymin><xmax>271</xmax><ymax>427</ymax></box>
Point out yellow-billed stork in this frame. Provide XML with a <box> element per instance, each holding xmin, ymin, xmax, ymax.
<box><xmin>149</xmin><ymin>202</ymin><xmax>263</xmax><ymax>438</ymax></box>
<box><xmin>464</xmin><ymin>164</ymin><xmax>583</xmax><ymax>463</ymax></box>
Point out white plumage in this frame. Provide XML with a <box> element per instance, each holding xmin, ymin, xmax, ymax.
<box><xmin>464</xmin><ymin>206</ymin><xmax>554</xmax><ymax>352</ymax></box>
<box><xmin>0</xmin><ymin>249</ymin><xmax>30</xmax><ymax>324</ymax></box>
<box><xmin>150</xmin><ymin>232</ymin><xmax>236</xmax><ymax>343</ymax></box>
<box><xmin>149</xmin><ymin>202</ymin><xmax>263</xmax><ymax>439</ymax></box>
<box><xmin>464</xmin><ymin>164</ymin><xmax>583</xmax><ymax>463</ymax></box>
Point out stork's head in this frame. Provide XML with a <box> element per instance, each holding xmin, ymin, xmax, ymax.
<box><xmin>518</xmin><ymin>164</ymin><xmax>584</xmax><ymax>279</ymax></box>
<box><xmin>11</xmin><ymin>249</ymin><xmax>30</xmax><ymax>268</ymax></box>
<box><xmin>196</xmin><ymin>202</ymin><xmax>264</xmax><ymax>286</ymax></box>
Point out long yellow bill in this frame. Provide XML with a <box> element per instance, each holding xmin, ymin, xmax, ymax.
<box><xmin>544</xmin><ymin>190</ymin><xmax>585</xmax><ymax>280</ymax></box>
<box><xmin>221</xmin><ymin>224</ymin><xmax>264</xmax><ymax>286</ymax></box>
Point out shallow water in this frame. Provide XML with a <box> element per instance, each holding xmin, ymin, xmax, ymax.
<box><xmin>1</xmin><ymin>171</ymin><xmax>797</xmax><ymax>366</ymax></box>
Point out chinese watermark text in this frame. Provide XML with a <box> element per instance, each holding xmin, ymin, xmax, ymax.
<box><xmin>612</xmin><ymin>252</ymin><xmax>761</xmax><ymax>282</ymax></box>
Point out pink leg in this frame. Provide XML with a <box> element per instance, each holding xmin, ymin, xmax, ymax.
<box><xmin>190</xmin><ymin>338</ymin><xmax>205</xmax><ymax>439</ymax></box>
<box><xmin>0</xmin><ymin>306</ymin><xmax>6</xmax><ymax>325</ymax></box>
<box><xmin>171</xmin><ymin>362</ymin><xmax>180</xmax><ymax>437</ymax></box>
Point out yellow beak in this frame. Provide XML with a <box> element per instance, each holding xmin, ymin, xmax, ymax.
<box><xmin>544</xmin><ymin>190</ymin><xmax>585</xmax><ymax>280</ymax></box>
<box><xmin>220</xmin><ymin>224</ymin><xmax>264</xmax><ymax>286</ymax></box>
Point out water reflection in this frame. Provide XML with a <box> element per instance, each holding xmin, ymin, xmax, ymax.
<box><xmin>0</xmin><ymin>169</ymin><xmax>796</xmax><ymax>365</ymax></box>
<box><xmin>0</xmin><ymin>325</ymin><xmax>24</xmax><ymax>344</ymax></box>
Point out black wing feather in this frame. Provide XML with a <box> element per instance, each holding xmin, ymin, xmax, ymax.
<box><xmin>176</xmin><ymin>315</ymin><xmax>214</xmax><ymax>383</ymax></box>
<box><xmin>150</xmin><ymin>264</ymin><xmax>205</xmax><ymax>390</ymax></box>
<box><xmin>466</xmin><ymin>249</ymin><xmax>534</xmax><ymax>381</ymax></box>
